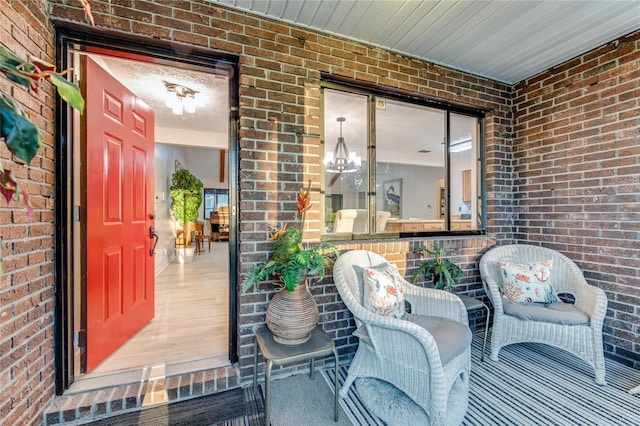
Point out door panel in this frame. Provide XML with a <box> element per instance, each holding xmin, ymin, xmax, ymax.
<box><xmin>85</xmin><ymin>57</ymin><xmax>155</xmax><ymax>371</ymax></box>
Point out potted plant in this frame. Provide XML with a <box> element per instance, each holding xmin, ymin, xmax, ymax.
<box><xmin>170</xmin><ymin>168</ymin><xmax>203</xmax><ymax>263</ymax></box>
<box><xmin>242</xmin><ymin>182</ymin><xmax>338</xmax><ymax>344</ymax></box>
<box><xmin>411</xmin><ymin>244</ymin><xmax>462</xmax><ymax>291</ymax></box>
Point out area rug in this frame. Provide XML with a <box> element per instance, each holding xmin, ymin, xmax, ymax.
<box><xmin>321</xmin><ymin>334</ymin><xmax>640</xmax><ymax>425</ymax></box>
<box><xmin>245</xmin><ymin>372</ymin><xmax>352</xmax><ymax>426</ymax></box>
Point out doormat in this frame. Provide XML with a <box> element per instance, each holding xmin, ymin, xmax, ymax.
<box><xmin>85</xmin><ymin>387</ymin><xmax>251</xmax><ymax>426</ymax></box>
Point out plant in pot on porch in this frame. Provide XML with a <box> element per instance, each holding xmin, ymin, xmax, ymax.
<box><xmin>170</xmin><ymin>168</ymin><xmax>203</xmax><ymax>263</ymax></box>
<box><xmin>242</xmin><ymin>183</ymin><xmax>338</xmax><ymax>345</ymax></box>
<box><xmin>411</xmin><ymin>244</ymin><xmax>463</xmax><ymax>291</ymax></box>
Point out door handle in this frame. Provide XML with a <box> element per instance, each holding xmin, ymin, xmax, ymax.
<box><xmin>149</xmin><ymin>226</ymin><xmax>159</xmax><ymax>256</ymax></box>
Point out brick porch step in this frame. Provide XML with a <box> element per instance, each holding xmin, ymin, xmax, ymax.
<box><xmin>43</xmin><ymin>365</ymin><xmax>240</xmax><ymax>425</ymax></box>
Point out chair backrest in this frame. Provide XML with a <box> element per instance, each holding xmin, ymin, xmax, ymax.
<box><xmin>480</xmin><ymin>244</ymin><xmax>582</xmax><ymax>297</ymax></box>
<box><xmin>333</xmin><ymin>250</ymin><xmax>390</xmax><ymax>325</ymax></box>
<box><xmin>193</xmin><ymin>221</ymin><xmax>204</xmax><ymax>234</ymax></box>
<box><xmin>218</xmin><ymin>206</ymin><xmax>230</xmax><ymax>226</ymax></box>
<box><xmin>210</xmin><ymin>206</ymin><xmax>230</xmax><ymax>229</ymax></box>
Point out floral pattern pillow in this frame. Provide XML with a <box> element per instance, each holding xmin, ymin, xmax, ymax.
<box><xmin>363</xmin><ymin>263</ymin><xmax>406</xmax><ymax>319</ymax></box>
<box><xmin>497</xmin><ymin>260</ymin><xmax>558</xmax><ymax>304</ymax></box>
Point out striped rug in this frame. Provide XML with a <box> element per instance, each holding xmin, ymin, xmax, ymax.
<box><xmin>321</xmin><ymin>334</ymin><xmax>640</xmax><ymax>425</ymax></box>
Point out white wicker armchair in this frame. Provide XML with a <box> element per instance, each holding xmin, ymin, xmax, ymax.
<box><xmin>333</xmin><ymin>250</ymin><xmax>471</xmax><ymax>426</ymax></box>
<box><xmin>479</xmin><ymin>244</ymin><xmax>608</xmax><ymax>385</ymax></box>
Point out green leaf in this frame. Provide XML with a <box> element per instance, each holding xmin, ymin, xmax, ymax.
<box><xmin>0</xmin><ymin>46</ymin><xmax>32</xmax><ymax>89</ymax></box>
<box><xmin>50</xmin><ymin>74</ymin><xmax>85</xmax><ymax>113</ymax></box>
<box><xmin>0</xmin><ymin>94</ymin><xmax>41</xmax><ymax>164</ymax></box>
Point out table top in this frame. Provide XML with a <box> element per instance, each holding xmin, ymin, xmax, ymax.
<box><xmin>256</xmin><ymin>326</ymin><xmax>335</xmax><ymax>363</ymax></box>
<box><xmin>457</xmin><ymin>294</ymin><xmax>487</xmax><ymax>311</ymax></box>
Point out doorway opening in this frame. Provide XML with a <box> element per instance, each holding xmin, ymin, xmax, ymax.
<box><xmin>55</xmin><ymin>31</ymin><xmax>239</xmax><ymax>393</ymax></box>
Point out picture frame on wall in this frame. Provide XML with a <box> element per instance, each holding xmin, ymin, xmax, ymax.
<box><xmin>383</xmin><ymin>178</ymin><xmax>402</xmax><ymax>218</ymax></box>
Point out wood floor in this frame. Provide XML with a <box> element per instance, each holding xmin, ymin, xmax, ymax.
<box><xmin>74</xmin><ymin>241</ymin><xmax>230</xmax><ymax>390</ymax></box>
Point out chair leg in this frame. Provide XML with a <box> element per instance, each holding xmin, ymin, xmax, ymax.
<box><xmin>339</xmin><ymin>374</ymin><xmax>355</xmax><ymax>398</ymax></box>
<box><xmin>481</xmin><ymin>305</ymin><xmax>490</xmax><ymax>362</ymax></box>
<box><xmin>333</xmin><ymin>347</ymin><xmax>339</xmax><ymax>422</ymax></box>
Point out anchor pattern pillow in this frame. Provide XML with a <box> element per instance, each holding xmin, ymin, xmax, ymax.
<box><xmin>497</xmin><ymin>260</ymin><xmax>558</xmax><ymax>304</ymax></box>
<box><xmin>363</xmin><ymin>263</ymin><xmax>406</xmax><ymax>319</ymax></box>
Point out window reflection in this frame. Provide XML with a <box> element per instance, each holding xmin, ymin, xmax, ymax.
<box><xmin>322</xmin><ymin>87</ymin><xmax>482</xmax><ymax>236</ymax></box>
<box><xmin>322</xmin><ymin>90</ymin><xmax>368</xmax><ymax>234</ymax></box>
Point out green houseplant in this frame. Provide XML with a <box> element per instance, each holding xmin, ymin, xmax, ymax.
<box><xmin>242</xmin><ymin>182</ymin><xmax>338</xmax><ymax>344</ymax></box>
<box><xmin>170</xmin><ymin>168</ymin><xmax>203</xmax><ymax>244</ymax></box>
<box><xmin>242</xmin><ymin>184</ymin><xmax>338</xmax><ymax>292</ymax></box>
<box><xmin>411</xmin><ymin>244</ymin><xmax>463</xmax><ymax>291</ymax></box>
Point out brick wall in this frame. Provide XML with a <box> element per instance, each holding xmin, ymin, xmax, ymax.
<box><xmin>9</xmin><ymin>0</ymin><xmax>638</xmax><ymax>424</ymax></box>
<box><xmin>46</xmin><ymin>0</ymin><xmax>513</xmax><ymax>380</ymax></box>
<box><xmin>513</xmin><ymin>30</ymin><xmax>640</xmax><ymax>368</ymax></box>
<box><xmin>1</xmin><ymin>1</ymin><xmax>57</xmax><ymax>425</ymax></box>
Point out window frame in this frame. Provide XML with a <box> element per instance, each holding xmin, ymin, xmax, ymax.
<box><xmin>320</xmin><ymin>78</ymin><xmax>487</xmax><ymax>240</ymax></box>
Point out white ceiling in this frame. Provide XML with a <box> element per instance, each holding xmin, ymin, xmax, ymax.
<box><xmin>88</xmin><ymin>53</ymin><xmax>230</xmax><ymax>148</ymax></box>
<box><xmin>209</xmin><ymin>0</ymin><xmax>640</xmax><ymax>84</ymax></box>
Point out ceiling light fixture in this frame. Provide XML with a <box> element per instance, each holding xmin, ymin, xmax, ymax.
<box><xmin>324</xmin><ymin>117</ymin><xmax>361</xmax><ymax>173</ymax></box>
<box><xmin>163</xmin><ymin>80</ymin><xmax>198</xmax><ymax>116</ymax></box>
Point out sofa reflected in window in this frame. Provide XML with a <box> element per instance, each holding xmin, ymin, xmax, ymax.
<box><xmin>210</xmin><ymin>205</ymin><xmax>229</xmax><ymax>241</ymax></box>
<box><xmin>330</xmin><ymin>209</ymin><xmax>391</xmax><ymax>234</ymax></box>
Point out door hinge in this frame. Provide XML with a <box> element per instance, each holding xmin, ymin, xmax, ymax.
<box><xmin>74</xmin><ymin>204</ymin><xmax>80</xmax><ymax>222</ymax></box>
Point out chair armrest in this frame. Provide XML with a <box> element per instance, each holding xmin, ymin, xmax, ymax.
<box><xmin>403</xmin><ymin>285</ymin><xmax>468</xmax><ymax>324</ymax></box>
<box><xmin>481</xmin><ymin>274</ymin><xmax>504</xmax><ymax>315</ymax></box>
<box><xmin>360</xmin><ymin>315</ymin><xmax>445</xmax><ymax>370</ymax></box>
<box><xmin>574</xmin><ymin>283</ymin><xmax>608</xmax><ymax>329</ymax></box>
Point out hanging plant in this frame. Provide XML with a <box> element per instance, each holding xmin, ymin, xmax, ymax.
<box><xmin>0</xmin><ymin>46</ymin><xmax>85</xmax><ymax>213</ymax></box>
<box><xmin>0</xmin><ymin>45</ymin><xmax>85</xmax><ymax>275</ymax></box>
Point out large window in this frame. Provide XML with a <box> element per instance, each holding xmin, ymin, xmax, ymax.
<box><xmin>204</xmin><ymin>188</ymin><xmax>229</xmax><ymax>219</ymax></box>
<box><xmin>322</xmin><ymin>86</ymin><xmax>483</xmax><ymax>237</ymax></box>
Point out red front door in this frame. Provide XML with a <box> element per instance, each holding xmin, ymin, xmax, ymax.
<box><xmin>85</xmin><ymin>57</ymin><xmax>155</xmax><ymax>371</ymax></box>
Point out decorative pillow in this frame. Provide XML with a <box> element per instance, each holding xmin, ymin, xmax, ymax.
<box><xmin>363</xmin><ymin>263</ymin><xmax>406</xmax><ymax>319</ymax></box>
<box><xmin>497</xmin><ymin>260</ymin><xmax>558</xmax><ymax>304</ymax></box>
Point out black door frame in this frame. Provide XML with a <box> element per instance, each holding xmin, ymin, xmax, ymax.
<box><xmin>53</xmin><ymin>24</ymin><xmax>240</xmax><ymax>394</ymax></box>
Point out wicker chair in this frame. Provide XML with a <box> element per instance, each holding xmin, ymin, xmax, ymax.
<box><xmin>479</xmin><ymin>244</ymin><xmax>608</xmax><ymax>385</ymax></box>
<box><xmin>333</xmin><ymin>250</ymin><xmax>471</xmax><ymax>425</ymax></box>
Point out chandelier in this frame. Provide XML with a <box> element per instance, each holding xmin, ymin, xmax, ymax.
<box><xmin>324</xmin><ymin>117</ymin><xmax>361</xmax><ymax>173</ymax></box>
<box><xmin>163</xmin><ymin>80</ymin><xmax>198</xmax><ymax>116</ymax></box>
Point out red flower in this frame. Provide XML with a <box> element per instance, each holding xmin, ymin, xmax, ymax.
<box><xmin>297</xmin><ymin>187</ymin><xmax>311</xmax><ymax>215</ymax></box>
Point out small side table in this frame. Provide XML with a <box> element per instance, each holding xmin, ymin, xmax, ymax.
<box><xmin>253</xmin><ymin>325</ymin><xmax>339</xmax><ymax>426</ymax></box>
<box><xmin>458</xmin><ymin>294</ymin><xmax>490</xmax><ymax>362</ymax></box>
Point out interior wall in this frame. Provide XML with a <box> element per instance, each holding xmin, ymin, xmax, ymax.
<box><xmin>154</xmin><ymin>143</ymin><xmax>187</xmax><ymax>273</ymax></box>
<box><xmin>375</xmin><ymin>163</ymin><xmax>445</xmax><ymax>219</ymax></box>
<box><xmin>155</xmin><ymin>144</ymin><xmax>226</xmax><ymax>272</ymax></box>
<box><xmin>184</xmin><ymin>147</ymin><xmax>228</xmax><ymax>224</ymax></box>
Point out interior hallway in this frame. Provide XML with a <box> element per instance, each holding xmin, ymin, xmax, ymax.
<box><xmin>70</xmin><ymin>241</ymin><xmax>230</xmax><ymax>393</ymax></box>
